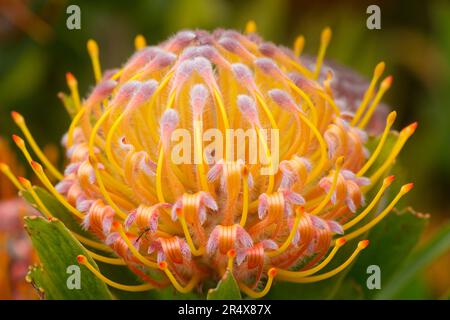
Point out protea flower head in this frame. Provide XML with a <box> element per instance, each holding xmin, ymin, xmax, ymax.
<box><xmin>3</xmin><ymin>21</ymin><xmax>417</xmax><ymax>298</ymax></box>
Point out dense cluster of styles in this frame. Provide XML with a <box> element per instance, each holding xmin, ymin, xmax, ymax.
<box><xmin>1</xmin><ymin>22</ymin><xmax>416</xmax><ymax>298</ymax></box>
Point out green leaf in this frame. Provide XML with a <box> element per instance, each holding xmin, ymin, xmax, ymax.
<box><xmin>390</xmin><ymin>274</ymin><xmax>433</xmax><ymax>299</ymax></box>
<box><xmin>375</xmin><ymin>221</ymin><xmax>450</xmax><ymax>299</ymax></box>
<box><xmin>207</xmin><ymin>270</ymin><xmax>242</xmax><ymax>300</ymax></box>
<box><xmin>26</xmin><ymin>265</ymin><xmax>47</xmax><ymax>299</ymax></box>
<box><xmin>21</xmin><ymin>186</ymin><xmax>95</xmax><ymax>240</ymax></box>
<box><xmin>24</xmin><ymin>216</ymin><xmax>113</xmax><ymax>299</ymax></box>
<box><xmin>336</xmin><ymin>207</ymin><xmax>429</xmax><ymax>299</ymax></box>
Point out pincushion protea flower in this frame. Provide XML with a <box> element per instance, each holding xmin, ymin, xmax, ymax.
<box><xmin>2</xmin><ymin>21</ymin><xmax>417</xmax><ymax>299</ymax></box>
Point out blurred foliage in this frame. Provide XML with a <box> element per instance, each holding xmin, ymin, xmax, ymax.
<box><xmin>0</xmin><ymin>0</ymin><xmax>449</xmax><ymax>299</ymax></box>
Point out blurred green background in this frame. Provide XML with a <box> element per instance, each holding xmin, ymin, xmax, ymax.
<box><xmin>0</xmin><ymin>0</ymin><xmax>449</xmax><ymax>299</ymax></box>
